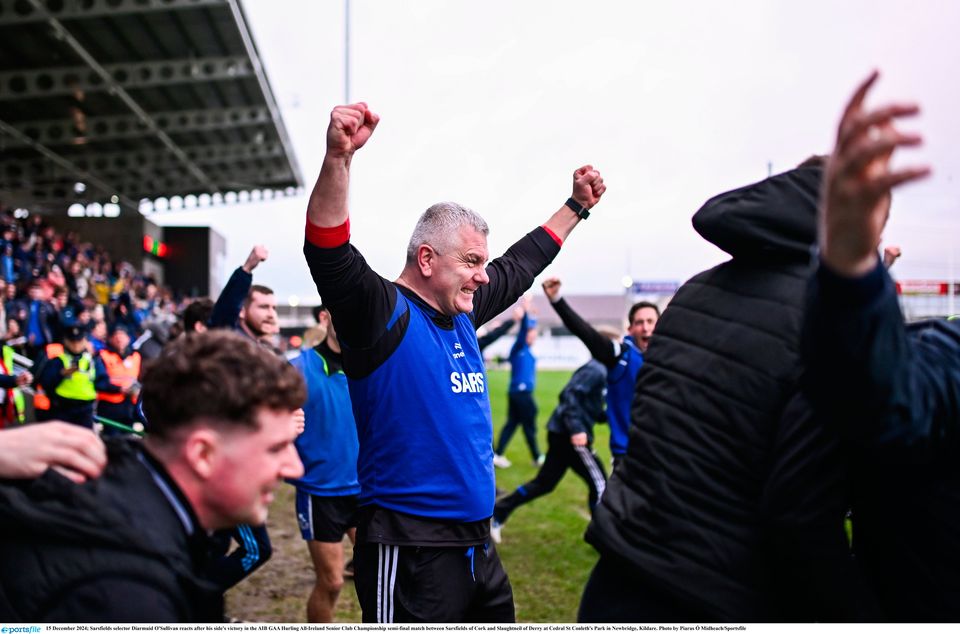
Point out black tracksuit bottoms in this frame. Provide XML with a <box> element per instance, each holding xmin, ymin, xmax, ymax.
<box><xmin>494</xmin><ymin>431</ymin><xmax>607</xmax><ymax>525</ymax></box>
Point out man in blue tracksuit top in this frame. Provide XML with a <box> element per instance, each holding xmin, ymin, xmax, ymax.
<box><xmin>493</xmin><ymin>302</ymin><xmax>542</xmax><ymax>468</ymax></box>
<box><xmin>302</xmin><ymin>102</ymin><xmax>606</xmax><ymax>623</ymax></box>
<box><xmin>542</xmin><ymin>277</ymin><xmax>659</xmax><ymax>467</ymax></box>
<box><xmin>288</xmin><ymin>305</ymin><xmax>359</xmax><ymax>622</ymax></box>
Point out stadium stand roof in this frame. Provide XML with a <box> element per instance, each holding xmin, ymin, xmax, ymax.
<box><xmin>0</xmin><ymin>0</ymin><xmax>302</xmax><ymax>215</ymax></box>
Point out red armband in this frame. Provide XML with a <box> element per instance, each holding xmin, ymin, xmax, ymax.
<box><xmin>541</xmin><ymin>225</ymin><xmax>563</xmax><ymax>247</ymax></box>
<box><xmin>305</xmin><ymin>217</ymin><xmax>350</xmax><ymax>248</ymax></box>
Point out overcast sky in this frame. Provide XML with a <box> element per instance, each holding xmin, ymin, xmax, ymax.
<box><xmin>152</xmin><ymin>0</ymin><xmax>960</xmax><ymax>304</ymax></box>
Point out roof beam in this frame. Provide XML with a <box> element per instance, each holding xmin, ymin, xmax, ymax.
<box><xmin>0</xmin><ymin>156</ymin><xmax>290</xmax><ymax>188</ymax></box>
<box><xmin>15</xmin><ymin>0</ymin><xmax>219</xmax><ymax>193</ymax></box>
<box><xmin>0</xmin><ymin>143</ymin><xmax>286</xmax><ymax>184</ymax></box>
<box><xmin>0</xmin><ymin>0</ymin><xmax>227</xmax><ymax>27</ymax></box>
<box><xmin>0</xmin><ymin>117</ymin><xmax>138</xmax><ymax>211</ymax></box>
<box><xmin>0</xmin><ymin>55</ymin><xmax>252</xmax><ymax>101</ymax></box>
<box><xmin>3</xmin><ymin>106</ymin><xmax>271</xmax><ymax>147</ymax></box>
<box><xmin>105</xmin><ymin>168</ymin><xmax>295</xmax><ymax>198</ymax></box>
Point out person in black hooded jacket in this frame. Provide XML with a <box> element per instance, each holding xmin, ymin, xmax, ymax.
<box><xmin>579</xmin><ymin>160</ymin><xmax>876</xmax><ymax>622</ymax></box>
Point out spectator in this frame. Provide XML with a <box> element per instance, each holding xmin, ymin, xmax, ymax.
<box><xmin>0</xmin><ymin>341</ymin><xmax>31</xmax><ymax>428</ymax></box>
<box><xmin>23</xmin><ymin>279</ymin><xmax>58</xmax><ymax>361</ymax></box>
<box><xmin>37</xmin><ymin>324</ymin><xmax>114</xmax><ymax>428</ymax></box>
<box><xmin>96</xmin><ymin>325</ymin><xmax>141</xmax><ymax>432</ymax></box>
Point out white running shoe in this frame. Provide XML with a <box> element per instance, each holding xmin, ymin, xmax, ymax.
<box><xmin>490</xmin><ymin>519</ymin><xmax>503</xmax><ymax>544</ymax></box>
<box><xmin>493</xmin><ymin>454</ymin><xmax>512</xmax><ymax>469</ymax></box>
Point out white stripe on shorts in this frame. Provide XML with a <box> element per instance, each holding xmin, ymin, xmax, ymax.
<box><xmin>377</xmin><ymin>544</ymin><xmax>400</xmax><ymax>623</ymax></box>
<box><xmin>574</xmin><ymin>445</ymin><xmax>606</xmax><ymax>501</ymax></box>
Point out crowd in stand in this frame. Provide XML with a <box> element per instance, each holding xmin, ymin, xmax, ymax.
<box><xmin>0</xmin><ymin>208</ymin><xmax>179</xmax><ymax>365</ymax></box>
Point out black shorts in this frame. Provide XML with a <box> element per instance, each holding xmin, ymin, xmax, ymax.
<box><xmin>354</xmin><ymin>541</ymin><xmax>514</xmax><ymax>623</ymax></box>
<box><xmin>295</xmin><ymin>491</ymin><xmax>359</xmax><ymax>542</ymax></box>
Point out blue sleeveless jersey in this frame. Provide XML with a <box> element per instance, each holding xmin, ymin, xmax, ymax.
<box><xmin>606</xmin><ymin>336</ymin><xmax>644</xmax><ymax>456</ymax></box>
<box><xmin>348</xmin><ymin>292</ymin><xmax>495</xmax><ymax>521</ymax></box>
<box><xmin>289</xmin><ymin>348</ymin><xmax>360</xmax><ymax>496</ymax></box>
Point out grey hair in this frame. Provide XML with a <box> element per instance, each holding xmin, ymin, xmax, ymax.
<box><xmin>405</xmin><ymin>202</ymin><xmax>489</xmax><ymax>264</ymax></box>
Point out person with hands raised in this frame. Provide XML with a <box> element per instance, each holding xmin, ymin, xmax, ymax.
<box><xmin>542</xmin><ymin>276</ymin><xmax>658</xmax><ymax>467</ymax></box>
<box><xmin>303</xmin><ymin>101</ymin><xmax>604</xmax><ymax>623</ymax></box>
<box><xmin>802</xmin><ymin>72</ymin><xmax>960</xmax><ymax>621</ymax></box>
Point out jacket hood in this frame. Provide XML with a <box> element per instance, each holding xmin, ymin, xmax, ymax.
<box><xmin>692</xmin><ymin>165</ymin><xmax>822</xmax><ymax>261</ymax></box>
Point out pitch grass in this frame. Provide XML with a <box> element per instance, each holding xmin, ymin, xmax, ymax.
<box><xmin>487</xmin><ymin>368</ymin><xmax>608</xmax><ymax>622</ymax></box>
<box><xmin>228</xmin><ymin>368</ymin><xmax>606</xmax><ymax>622</ymax></box>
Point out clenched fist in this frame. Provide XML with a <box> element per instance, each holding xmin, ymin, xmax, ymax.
<box><xmin>327</xmin><ymin>103</ymin><xmax>380</xmax><ymax>159</ymax></box>
<box><xmin>572</xmin><ymin>165</ymin><xmax>606</xmax><ymax>209</ymax></box>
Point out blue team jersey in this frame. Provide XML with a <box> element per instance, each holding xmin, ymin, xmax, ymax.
<box><xmin>606</xmin><ymin>336</ymin><xmax>644</xmax><ymax>456</ymax></box>
<box><xmin>508</xmin><ymin>312</ymin><xmax>537</xmax><ymax>393</ymax></box>
<box><xmin>288</xmin><ymin>347</ymin><xmax>360</xmax><ymax>496</ymax></box>
<box><xmin>348</xmin><ymin>291</ymin><xmax>495</xmax><ymax>522</ymax></box>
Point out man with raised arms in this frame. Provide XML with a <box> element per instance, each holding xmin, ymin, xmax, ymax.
<box><xmin>302</xmin><ymin>102</ymin><xmax>604</xmax><ymax>623</ymax></box>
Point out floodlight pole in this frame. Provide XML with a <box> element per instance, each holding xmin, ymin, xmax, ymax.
<box><xmin>345</xmin><ymin>0</ymin><xmax>351</xmax><ymax>103</ymax></box>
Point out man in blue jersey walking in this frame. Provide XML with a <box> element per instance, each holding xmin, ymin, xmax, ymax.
<box><xmin>289</xmin><ymin>305</ymin><xmax>359</xmax><ymax>622</ymax></box>
<box><xmin>542</xmin><ymin>277</ymin><xmax>658</xmax><ymax>467</ymax></box>
<box><xmin>303</xmin><ymin>102</ymin><xmax>605</xmax><ymax>622</ymax></box>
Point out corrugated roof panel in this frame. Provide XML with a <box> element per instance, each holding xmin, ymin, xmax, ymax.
<box><xmin>0</xmin><ymin>0</ymin><xmax>301</xmax><ymax>215</ymax></box>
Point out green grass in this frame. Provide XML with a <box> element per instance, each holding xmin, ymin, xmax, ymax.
<box><xmin>487</xmin><ymin>369</ymin><xmax>609</xmax><ymax>622</ymax></box>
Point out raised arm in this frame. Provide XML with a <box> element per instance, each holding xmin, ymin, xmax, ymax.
<box><xmin>804</xmin><ymin>72</ymin><xmax>944</xmax><ymax>461</ymax></box>
<box><xmin>818</xmin><ymin>71</ymin><xmax>927</xmax><ymax>278</ymax></box>
<box><xmin>472</xmin><ymin>166</ymin><xmax>606</xmax><ymax>324</ymax></box>
<box><xmin>510</xmin><ymin>302</ymin><xmax>531</xmax><ymax>356</ymax></box>
<box><xmin>542</xmin><ymin>277</ymin><xmax>619</xmax><ymax>368</ymax></box>
<box><xmin>306</xmin><ymin>103</ymin><xmax>379</xmax><ymax>229</ymax></box>
<box><xmin>303</xmin><ymin>104</ymin><xmax>396</xmax><ymax>351</ymax></box>
<box><xmin>208</xmin><ymin>245</ymin><xmax>267</xmax><ymax>329</ymax></box>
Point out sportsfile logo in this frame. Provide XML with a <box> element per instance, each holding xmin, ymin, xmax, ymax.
<box><xmin>1</xmin><ymin>627</ymin><xmax>41</xmax><ymax>633</ymax></box>
<box><xmin>451</xmin><ymin>342</ymin><xmax>465</xmax><ymax>360</ymax></box>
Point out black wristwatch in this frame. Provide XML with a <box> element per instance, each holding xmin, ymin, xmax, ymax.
<box><xmin>565</xmin><ymin>197</ymin><xmax>590</xmax><ymax>220</ymax></box>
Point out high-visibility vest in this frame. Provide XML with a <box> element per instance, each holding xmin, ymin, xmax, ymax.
<box><xmin>33</xmin><ymin>343</ymin><xmax>65</xmax><ymax>411</ymax></box>
<box><xmin>0</xmin><ymin>345</ymin><xmax>25</xmax><ymax>426</ymax></box>
<box><xmin>97</xmin><ymin>349</ymin><xmax>141</xmax><ymax>404</ymax></box>
<box><xmin>54</xmin><ymin>352</ymin><xmax>97</xmax><ymax>402</ymax></box>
